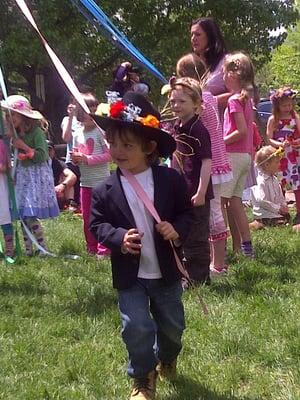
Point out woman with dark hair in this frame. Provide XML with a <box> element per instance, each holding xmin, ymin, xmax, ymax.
<box><xmin>191</xmin><ymin>17</ymin><xmax>228</xmax><ymax>100</ymax></box>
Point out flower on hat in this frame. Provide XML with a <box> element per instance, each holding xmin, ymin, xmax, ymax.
<box><xmin>107</xmin><ymin>97</ymin><xmax>161</xmax><ymax>131</ymax></box>
<box><xmin>110</xmin><ymin>100</ymin><xmax>126</xmax><ymax>118</ymax></box>
<box><xmin>139</xmin><ymin>114</ymin><xmax>160</xmax><ymax>128</ymax></box>
<box><xmin>12</xmin><ymin>100</ymin><xmax>29</xmax><ymax>111</ymax></box>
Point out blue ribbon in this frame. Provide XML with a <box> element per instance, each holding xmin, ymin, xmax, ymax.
<box><xmin>70</xmin><ymin>0</ymin><xmax>168</xmax><ymax>83</ymax></box>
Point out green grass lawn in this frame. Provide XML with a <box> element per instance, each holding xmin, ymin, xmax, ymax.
<box><xmin>0</xmin><ymin>212</ymin><xmax>299</xmax><ymax>400</ymax></box>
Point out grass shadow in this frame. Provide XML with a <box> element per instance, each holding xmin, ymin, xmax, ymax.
<box><xmin>62</xmin><ymin>288</ymin><xmax>117</xmax><ymax>317</ymax></box>
<box><xmin>0</xmin><ymin>281</ymin><xmax>48</xmax><ymax>296</ymax></box>
<box><xmin>209</xmin><ymin>261</ymin><xmax>296</xmax><ymax>299</ymax></box>
<box><xmin>163</xmin><ymin>375</ymin><xmax>251</xmax><ymax>400</ymax></box>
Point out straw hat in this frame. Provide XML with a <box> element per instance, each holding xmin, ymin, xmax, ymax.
<box><xmin>1</xmin><ymin>95</ymin><xmax>43</xmax><ymax>120</ymax></box>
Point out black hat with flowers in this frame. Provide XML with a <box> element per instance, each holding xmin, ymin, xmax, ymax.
<box><xmin>92</xmin><ymin>91</ymin><xmax>176</xmax><ymax>158</ymax></box>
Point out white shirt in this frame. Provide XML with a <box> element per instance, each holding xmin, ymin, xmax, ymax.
<box><xmin>61</xmin><ymin>116</ymin><xmax>82</xmax><ymax>163</ymax></box>
<box><xmin>73</xmin><ymin>127</ymin><xmax>110</xmax><ymax>188</ymax></box>
<box><xmin>251</xmin><ymin>170</ymin><xmax>286</xmax><ymax>219</ymax></box>
<box><xmin>120</xmin><ymin>168</ymin><xmax>162</xmax><ymax>279</ymax></box>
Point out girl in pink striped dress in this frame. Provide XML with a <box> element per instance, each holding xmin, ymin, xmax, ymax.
<box><xmin>202</xmin><ymin>91</ymin><xmax>232</xmax><ymax>274</ymax></box>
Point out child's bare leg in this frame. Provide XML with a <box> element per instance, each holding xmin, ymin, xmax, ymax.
<box><xmin>211</xmin><ymin>238</ymin><xmax>226</xmax><ymax>267</ymax></box>
<box><xmin>223</xmin><ymin>197</ymin><xmax>241</xmax><ymax>252</ymax></box>
<box><xmin>229</xmin><ymin>196</ymin><xmax>251</xmax><ymax>242</ymax></box>
<box><xmin>227</xmin><ymin>207</ymin><xmax>241</xmax><ymax>252</ymax></box>
<box><xmin>65</xmin><ymin>186</ymin><xmax>74</xmax><ymax>202</ymax></box>
<box><xmin>1</xmin><ymin>224</ymin><xmax>14</xmax><ymax>257</ymax></box>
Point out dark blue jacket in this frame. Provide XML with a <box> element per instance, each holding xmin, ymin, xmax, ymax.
<box><xmin>90</xmin><ymin>166</ymin><xmax>193</xmax><ymax>290</ymax></box>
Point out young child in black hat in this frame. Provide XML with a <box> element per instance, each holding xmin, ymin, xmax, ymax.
<box><xmin>90</xmin><ymin>92</ymin><xmax>192</xmax><ymax>400</ymax></box>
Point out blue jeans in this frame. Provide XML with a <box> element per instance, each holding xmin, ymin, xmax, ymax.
<box><xmin>118</xmin><ymin>279</ymin><xmax>185</xmax><ymax>378</ymax></box>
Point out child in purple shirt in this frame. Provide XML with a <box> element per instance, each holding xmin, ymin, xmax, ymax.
<box><xmin>170</xmin><ymin>77</ymin><xmax>213</xmax><ymax>285</ymax></box>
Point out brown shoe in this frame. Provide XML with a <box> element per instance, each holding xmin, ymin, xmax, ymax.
<box><xmin>130</xmin><ymin>370</ymin><xmax>157</xmax><ymax>400</ymax></box>
<box><xmin>156</xmin><ymin>359</ymin><xmax>177</xmax><ymax>380</ymax></box>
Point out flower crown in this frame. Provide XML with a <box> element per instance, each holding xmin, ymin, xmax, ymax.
<box><xmin>269</xmin><ymin>88</ymin><xmax>298</xmax><ymax>103</ymax></box>
<box><xmin>257</xmin><ymin>147</ymin><xmax>284</xmax><ymax>167</ymax></box>
<box><xmin>108</xmin><ymin>100</ymin><xmax>160</xmax><ymax>129</ymax></box>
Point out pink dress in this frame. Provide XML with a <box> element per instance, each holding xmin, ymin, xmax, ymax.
<box><xmin>273</xmin><ymin>117</ymin><xmax>300</xmax><ymax>191</ymax></box>
<box><xmin>202</xmin><ymin>92</ymin><xmax>232</xmax><ymax>184</ymax></box>
<box><xmin>202</xmin><ymin>92</ymin><xmax>232</xmax><ymax>242</ymax></box>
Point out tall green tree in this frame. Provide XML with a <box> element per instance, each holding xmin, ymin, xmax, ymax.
<box><xmin>269</xmin><ymin>5</ymin><xmax>300</xmax><ymax>90</ymax></box>
<box><xmin>0</xmin><ymin>0</ymin><xmax>298</xmax><ymax>138</ymax></box>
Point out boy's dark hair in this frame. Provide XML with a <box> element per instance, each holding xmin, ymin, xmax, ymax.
<box><xmin>106</xmin><ymin>125</ymin><xmax>159</xmax><ymax>166</ymax></box>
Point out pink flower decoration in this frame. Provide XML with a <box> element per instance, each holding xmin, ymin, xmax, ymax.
<box><xmin>12</xmin><ymin>100</ymin><xmax>29</xmax><ymax>111</ymax></box>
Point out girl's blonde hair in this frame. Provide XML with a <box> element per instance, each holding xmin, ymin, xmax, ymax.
<box><xmin>255</xmin><ymin>145</ymin><xmax>283</xmax><ymax>171</ymax></box>
<box><xmin>223</xmin><ymin>52</ymin><xmax>255</xmax><ymax>103</ymax></box>
<box><xmin>169</xmin><ymin>76</ymin><xmax>203</xmax><ymax>105</ymax></box>
<box><xmin>176</xmin><ymin>53</ymin><xmax>206</xmax><ymax>83</ymax></box>
<box><xmin>270</xmin><ymin>86</ymin><xmax>297</xmax><ymax>127</ymax></box>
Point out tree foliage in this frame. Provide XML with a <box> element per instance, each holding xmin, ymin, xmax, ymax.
<box><xmin>257</xmin><ymin>0</ymin><xmax>299</xmax><ymax>95</ymax></box>
<box><xmin>0</xmin><ymin>0</ymin><xmax>298</xmax><ymax>136</ymax></box>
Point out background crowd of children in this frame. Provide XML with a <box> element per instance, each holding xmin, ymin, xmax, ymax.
<box><xmin>0</xmin><ymin>14</ymin><xmax>299</xmax><ymax>400</ymax></box>
<box><xmin>0</xmin><ymin>17</ymin><xmax>299</xmax><ymax>271</ymax></box>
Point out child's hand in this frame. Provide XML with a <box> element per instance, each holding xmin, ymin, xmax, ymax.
<box><xmin>191</xmin><ymin>192</ymin><xmax>205</xmax><ymax>207</ymax></box>
<box><xmin>71</xmin><ymin>152</ymin><xmax>86</xmax><ymax>164</ymax></box>
<box><xmin>12</xmin><ymin>137</ymin><xmax>25</xmax><ymax>149</ymax></box>
<box><xmin>122</xmin><ymin>228</ymin><xmax>143</xmax><ymax>255</ymax></box>
<box><xmin>279</xmin><ymin>205</ymin><xmax>289</xmax><ymax>215</ymax></box>
<box><xmin>156</xmin><ymin>221</ymin><xmax>179</xmax><ymax>241</ymax></box>
<box><xmin>55</xmin><ymin>184</ymin><xmax>65</xmax><ymax>197</ymax></box>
